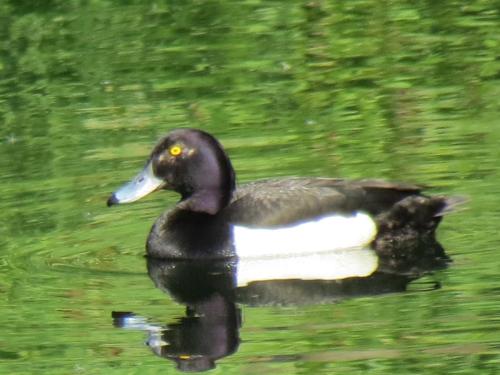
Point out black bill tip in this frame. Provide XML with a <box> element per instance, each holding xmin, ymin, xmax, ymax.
<box><xmin>107</xmin><ymin>193</ymin><xmax>119</xmax><ymax>207</ymax></box>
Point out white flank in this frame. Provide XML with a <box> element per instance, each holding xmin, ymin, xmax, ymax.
<box><xmin>233</xmin><ymin>212</ymin><xmax>377</xmax><ymax>259</ymax></box>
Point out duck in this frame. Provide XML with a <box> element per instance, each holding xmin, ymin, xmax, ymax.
<box><xmin>107</xmin><ymin>128</ymin><xmax>461</xmax><ymax>270</ymax></box>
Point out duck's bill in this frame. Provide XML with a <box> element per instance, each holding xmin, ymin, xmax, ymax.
<box><xmin>107</xmin><ymin>162</ymin><xmax>165</xmax><ymax>206</ymax></box>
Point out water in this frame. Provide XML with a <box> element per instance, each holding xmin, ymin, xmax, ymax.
<box><xmin>1</xmin><ymin>1</ymin><xmax>499</xmax><ymax>373</ymax></box>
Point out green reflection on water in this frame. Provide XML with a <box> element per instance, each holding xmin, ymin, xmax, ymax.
<box><xmin>0</xmin><ymin>0</ymin><xmax>499</xmax><ymax>374</ymax></box>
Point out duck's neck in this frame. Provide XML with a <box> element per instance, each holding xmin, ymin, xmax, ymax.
<box><xmin>178</xmin><ymin>149</ymin><xmax>235</xmax><ymax>215</ymax></box>
<box><xmin>180</xmin><ymin>188</ymin><xmax>231</xmax><ymax>215</ymax></box>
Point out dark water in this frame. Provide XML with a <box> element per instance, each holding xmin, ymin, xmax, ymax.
<box><xmin>1</xmin><ymin>1</ymin><xmax>499</xmax><ymax>373</ymax></box>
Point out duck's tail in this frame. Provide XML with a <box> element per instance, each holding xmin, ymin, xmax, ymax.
<box><xmin>376</xmin><ymin>194</ymin><xmax>467</xmax><ymax>231</ymax></box>
<box><xmin>372</xmin><ymin>194</ymin><xmax>466</xmax><ymax>274</ymax></box>
<box><xmin>434</xmin><ymin>195</ymin><xmax>468</xmax><ymax>217</ymax></box>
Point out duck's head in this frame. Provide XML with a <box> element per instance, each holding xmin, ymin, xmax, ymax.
<box><xmin>107</xmin><ymin>129</ymin><xmax>235</xmax><ymax>215</ymax></box>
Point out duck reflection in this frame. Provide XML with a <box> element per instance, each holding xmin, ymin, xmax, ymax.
<box><xmin>113</xmin><ymin>259</ymin><xmax>240</xmax><ymax>372</ymax></box>
<box><xmin>112</xmin><ymin>240</ymin><xmax>447</xmax><ymax>372</ymax></box>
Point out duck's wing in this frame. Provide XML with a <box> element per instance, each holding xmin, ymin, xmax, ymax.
<box><xmin>226</xmin><ymin>178</ymin><xmax>423</xmax><ymax>227</ymax></box>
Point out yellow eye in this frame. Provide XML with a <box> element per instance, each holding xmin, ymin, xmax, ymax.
<box><xmin>169</xmin><ymin>145</ymin><xmax>182</xmax><ymax>156</ymax></box>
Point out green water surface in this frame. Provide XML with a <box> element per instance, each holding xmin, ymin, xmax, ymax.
<box><xmin>1</xmin><ymin>1</ymin><xmax>499</xmax><ymax>374</ymax></box>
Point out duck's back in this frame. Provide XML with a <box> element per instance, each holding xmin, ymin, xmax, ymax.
<box><xmin>225</xmin><ymin>177</ymin><xmax>440</xmax><ymax>227</ymax></box>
